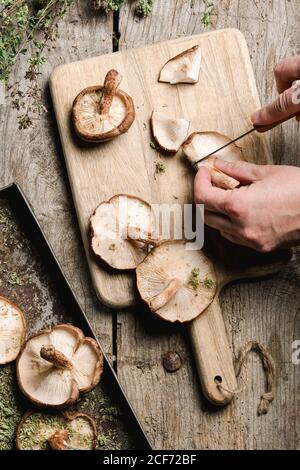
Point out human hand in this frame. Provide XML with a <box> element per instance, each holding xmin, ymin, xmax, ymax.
<box><xmin>251</xmin><ymin>56</ymin><xmax>300</xmax><ymax>126</ymax></box>
<box><xmin>195</xmin><ymin>159</ymin><xmax>300</xmax><ymax>252</ymax></box>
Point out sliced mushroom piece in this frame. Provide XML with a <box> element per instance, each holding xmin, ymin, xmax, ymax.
<box><xmin>151</xmin><ymin>111</ymin><xmax>190</xmax><ymax>153</ymax></box>
<box><xmin>159</xmin><ymin>45</ymin><xmax>202</xmax><ymax>84</ymax></box>
<box><xmin>136</xmin><ymin>241</ymin><xmax>217</xmax><ymax>323</ymax></box>
<box><xmin>72</xmin><ymin>69</ymin><xmax>135</xmax><ymax>143</ymax></box>
<box><xmin>0</xmin><ymin>296</ymin><xmax>26</xmax><ymax>364</ymax></box>
<box><xmin>16</xmin><ymin>411</ymin><xmax>96</xmax><ymax>450</ymax></box>
<box><xmin>16</xmin><ymin>324</ymin><xmax>103</xmax><ymax>408</ymax></box>
<box><xmin>182</xmin><ymin>131</ymin><xmax>246</xmax><ymax>189</ymax></box>
<box><xmin>91</xmin><ymin>194</ymin><xmax>161</xmax><ymax>270</ymax></box>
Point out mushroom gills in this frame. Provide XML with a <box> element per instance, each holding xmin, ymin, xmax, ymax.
<box><xmin>72</xmin><ymin>69</ymin><xmax>135</xmax><ymax>142</ymax></box>
<box><xmin>182</xmin><ymin>131</ymin><xmax>246</xmax><ymax>189</ymax></box>
<box><xmin>151</xmin><ymin>112</ymin><xmax>190</xmax><ymax>153</ymax></box>
<box><xmin>0</xmin><ymin>296</ymin><xmax>26</xmax><ymax>365</ymax></box>
<box><xmin>136</xmin><ymin>241</ymin><xmax>217</xmax><ymax>323</ymax></box>
<box><xmin>159</xmin><ymin>45</ymin><xmax>202</xmax><ymax>84</ymax></box>
<box><xmin>91</xmin><ymin>194</ymin><xmax>160</xmax><ymax>270</ymax></box>
<box><xmin>17</xmin><ymin>324</ymin><xmax>103</xmax><ymax>408</ymax></box>
<box><xmin>16</xmin><ymin>411</ymin><xmax>96</xmax><ymax>450</ymax></box>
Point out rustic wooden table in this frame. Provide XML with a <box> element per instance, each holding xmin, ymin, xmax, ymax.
<box><xmin>0</xmin><ymin>0</ymin><xmax>299</xmax><ymax>450</ymax></box>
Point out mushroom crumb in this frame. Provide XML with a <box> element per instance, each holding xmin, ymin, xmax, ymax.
<box><xmin>155</xmin><ymin>161</ymin><xmax>166</xmax><ymax>175</ymax></box>
<box><xmin>188</xmin><ymin>268</ymin><xmax>201</xmax><ymax>291</ymax></box>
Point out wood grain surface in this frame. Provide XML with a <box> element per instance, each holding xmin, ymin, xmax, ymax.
<box><xmin>50</xmin><ymin>28</ymin><xmax>271</xmax><ymax>308</ymax></box>
<box><xmin>0</xmin><ymin>0</ymin><xmax>299</xmax><ymax>450</ymax></box>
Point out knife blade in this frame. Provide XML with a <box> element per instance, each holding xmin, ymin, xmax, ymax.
<box><xmin>192</xmin><ymin>128</ymin><xmax>255</xmax><ymax>166</ymax></box>
<box><xmin>192</xmin><ymin>111</ymin><xmax>300</xmax><ymax>167</ymax></box>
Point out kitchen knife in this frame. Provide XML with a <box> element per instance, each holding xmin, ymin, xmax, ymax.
<box><xmin>192</xmin><ymin>111</ymin><xmax>300</xmax><ymax>167</ymax></box>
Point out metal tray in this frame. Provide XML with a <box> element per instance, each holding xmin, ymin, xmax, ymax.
<box><xmin>0</xmin><ymin>183</ymin><xmax>151</xmax><ymax>450</ymax></box>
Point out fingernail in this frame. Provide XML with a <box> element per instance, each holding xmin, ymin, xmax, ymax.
<box><xmin>251</xmin><ymin>110</ymin><xmax>260</xmax><ymax>124</ymax></box>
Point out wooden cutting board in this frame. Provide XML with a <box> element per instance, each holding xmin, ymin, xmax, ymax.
<box><xmin>50</xmin><ymin>28</ymin><xmax>272</xmax><ymax>310</ymax></box>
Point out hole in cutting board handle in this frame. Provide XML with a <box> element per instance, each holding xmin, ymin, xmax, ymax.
<box><xmin>214</xmin><ymin>375</ymin><xmax>223</xmax><ymax>384</ymax></box>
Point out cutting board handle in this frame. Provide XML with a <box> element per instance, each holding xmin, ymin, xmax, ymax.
<box><xmin>188</xmin><ymin>296</ymin><xmax>237</xmax><ymax>406</ymax></box>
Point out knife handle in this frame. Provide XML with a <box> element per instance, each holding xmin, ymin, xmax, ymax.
<box><xmin>254</xmin><ymin>111</ymin><xmax>299</xmax><ymax>133</ymax></box>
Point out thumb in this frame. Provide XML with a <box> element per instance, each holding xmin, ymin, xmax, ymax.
<box><xmin>251</xmin><ymin>84</ymin><xmax>300</xmax><ymax>126</ymax></box>
<box><xmin>214</xmin><ymin>158</ymin><xmax>265</xmax><ymax>184</ymax></box>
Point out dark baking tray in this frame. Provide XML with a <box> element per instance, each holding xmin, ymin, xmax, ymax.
<box><xmin>0</xmin><ymin>183</ymin><xmax>151</xmax><ymax>450</ymax></box>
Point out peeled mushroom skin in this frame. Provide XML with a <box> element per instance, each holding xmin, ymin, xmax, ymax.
<box><xmin>16</xmin><ymin>324</ymin><xmax>103</xmax><ymax>408</ymax></box>
<box><xmin>72</xmin><ymin>70</ymin><xmax>135</xmax><ymax>143</ymax></box>
<box><xmin>151</xmin><ymin>111</ymin><xmax>190</xmax><ymax>153</ymax></box>
<box><xmin>91</xmin><ymin>194</ymin><xmax>160</xmax><ymax>270</ymax></box>
<box><xmin>159</xmin><ymin>45</ymin><xmax>202</xmax><ymax>84</ymax></box>
<box><xmin>182</xmin><ymin>131</ymin><xmax>245</xmax><ymax>189</ymax></box>
<box><xmin>0</xmin><ymin>296</ymin><xmax>26</xmax><ymax>365</ymax></box>
<box><xmin>16</xmin><ymin>411</ymin><xmax>97</xmax><ymax>450</ymax></box>
<box><xmin>136</xmin><ymin>241</ymin><xmax>217</xmax><ymax>323</ymax></box>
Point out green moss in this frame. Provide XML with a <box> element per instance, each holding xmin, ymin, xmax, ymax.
<box><xmin>0</xmin><ymin>365</ymin><xmax>23</xmax><ymax>450</ymax></box>
<box><xmin>188</xmin><ymin>268</ymin><xmax>201</xmax><ymax>290</ymax></box>
<box><xmin>155</xmin><ymin>160</ymin><xmax>166</xmax><ymax>174</ymax></box>
<box><xmin>203</xmin><ymin>277</ymin><xmax>216</xmax><ymax>289</ymax></box>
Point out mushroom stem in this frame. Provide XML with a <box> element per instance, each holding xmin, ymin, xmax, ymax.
<box><xmin>40</xmin><ymin>346</ymin><xmax>73</xmax><ymax>370</ymax></box>
<box><xmin>210</xmin><ymin>167</ymin><xmax>240</xmax><ymax>190</ymax></box>
<box><xmin>99</xmin><ymin>69</ymin><xmax>122</xmax><ymax>116</ymax></box>
<box><xmin>150</xmin><ymin>278</ymin><xmax>182</xmax><ymax>311</ymax></box>
<box><xmin>127</xmin><ymin>226</ymin><xmax>161</xmax><ymax>246</ymax></box>
<box><xmin>48</xmin><ymin>430</ymin><xmax>69</xmax><ymax>450</ymax></box>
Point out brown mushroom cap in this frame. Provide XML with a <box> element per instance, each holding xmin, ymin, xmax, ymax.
<box><xmin>136</xmin><ymin>241</ymin><xmax>217</xmax><ymax>323</ymax></box>
<box><xmin>16</xmin><ymin>410</ymin><xmax>97</xmax><ymax>450</ymax></box>
<box><xmin>159</xmin><ymin>45</ymin><xmax>202</xmax><ymax>84</ymax></box>
<box><xmin>182</xmin><ymin>131</ymin><xmax>246</xmax><ymax>189</ymax></box>
<box><xmin>0</xmin><ymin>296</ymin><xmax>26</xmax><ymax>365</ymax></box>
<box><xmin>72</xmin><ymin>69</ymin><xmax>135</xmax><ymax>143</ymax></box>
<box><xmin>151</xmin><ymin>111</ymin><xmax>190</xmax><ymax>153</ymax></box>
<box><xmin>91</xmin><ymin>194</ymin><xmax>161</xmax><ymax>270</ymax></box>
<box><xmin>16</xmin><ymin>324</ymin><xmax>103</xmax><ymax>408</ymax></box>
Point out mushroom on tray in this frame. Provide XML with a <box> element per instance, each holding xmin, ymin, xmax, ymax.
<box><xmin>72</xmin><ymin>69</ymin><xmax>135</xmax><ymax>143</ymax></box>
<box><xmin>159</xmin><ymin>45</ymin><xmax>202</xmax><ymax>84</ymax></box>
<box><xmin>0</xmin><ymin>296</ymin><xmax>26</xmax><ymax>365</ymax></box>
<box><xmin>16</xmin><ymin>324</ymin><xmax>103</xmax><ymax>408</ymax></box>
<box><xmin>136</xmin><ymin>241</ymin><xmax>217</xmax><ymax>323</ymax></box>
<box><xmin>182</xmin><ymin>131</ymin><xmax>246</xmax><ymax>189</ymax></box>
<box><xmin>151</xmin><ymin>111</ymin><xmax>190</xmax><ymax>153</ymax></box>
<box><xmin>16</xmin><ymin>411</ymin><xmax>97</xmax><ymax>450</ymax></box>
<box><xmin>90</xmin><ymin>194</ymin><xmax>161</xmax><ymax>270</ymax></box>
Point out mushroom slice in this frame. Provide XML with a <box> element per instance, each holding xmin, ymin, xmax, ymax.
<box><xmin>91</xmin><ymin>194</ymin><xmax>161</xmax><ymax>270</ymax></box>
<box><xmin>159</xmin><ymin>45</ymin><xmax>202</xmax><ymax>84</ymax></box>
<box><xmin>16</xmin><ymin>324</ymin><xmax>103</xmax><ymax>408</ymax></box>
<box><xmin>136</xmin><ymin>241</ymin><xmax>217</xmax><ymax>323</ymax></box>
<box><xmin>182</xmin><ymin>131</ymin><xmax>246</xmax><ymax>189</ymax></box>
<box><xmin>16</xmin><ymin>411</ymin><xmax>96</xmax><ymax>450</ymax></box>
<box><xmin>72</xmin><ymin>69</ymin><xmax>135</xmax><ymax>143</ymax></box>
<box><xmin>0</xmin><ymin>296</ymin><xmax>26</xmax><ymax>364</ymax></box>
<box><xmin>151</xmin><ymin>111</ymin><xmax>190</xmax><ymax>153</ymax></box>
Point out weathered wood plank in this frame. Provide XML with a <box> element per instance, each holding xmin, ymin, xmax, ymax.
<box><xmin>0</xmin><ymin>2</ymin><xmax>114</xmax><ymax>355</ymax></box>
<box><xmin>117</xmin><ymin>0</ymin><xmax>300</xmax><ymax>449</ymax></box>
